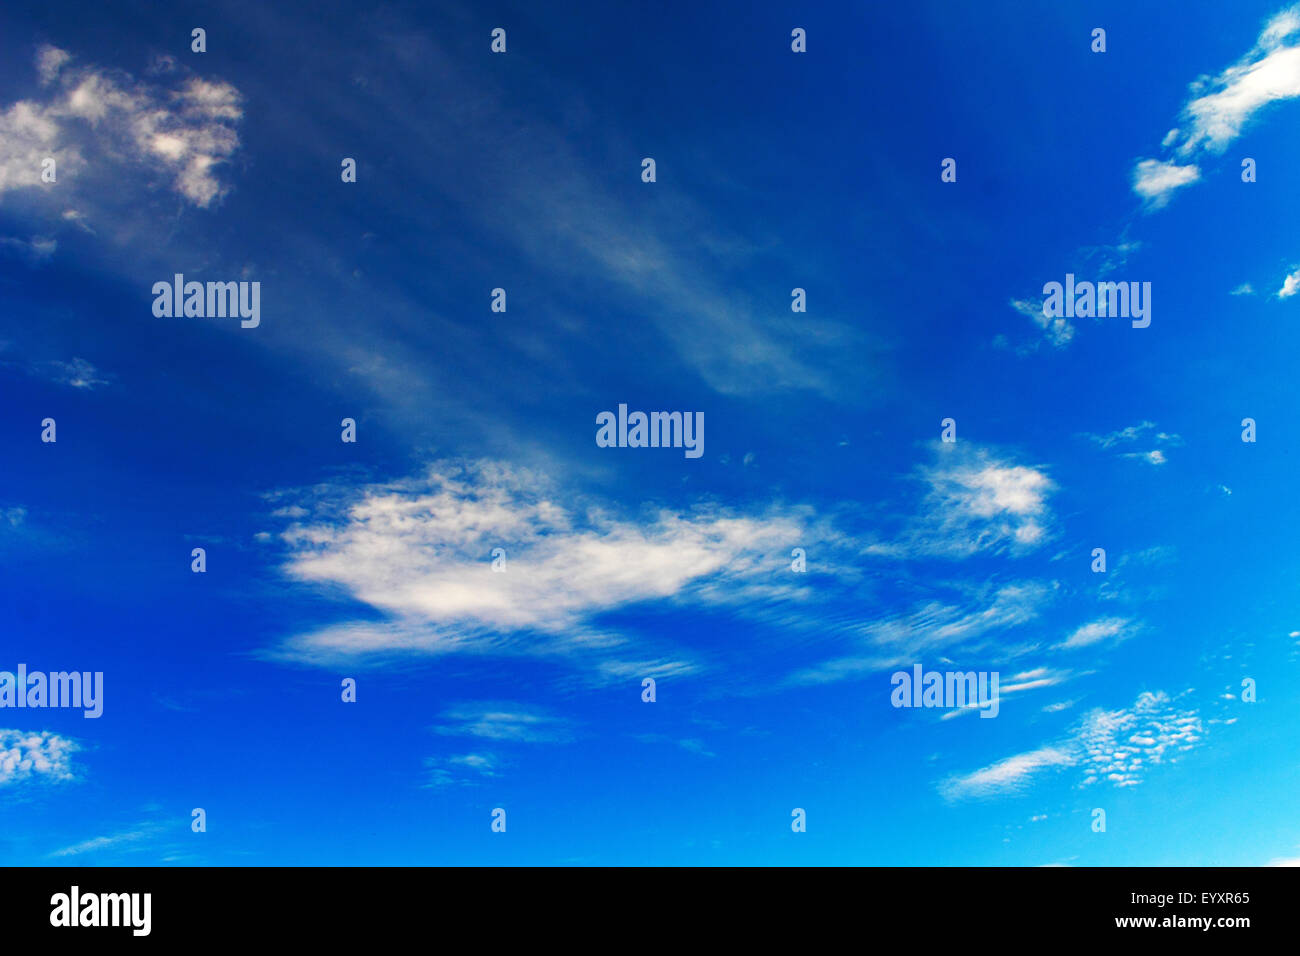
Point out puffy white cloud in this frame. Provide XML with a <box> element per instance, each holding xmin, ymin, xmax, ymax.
<box><xmin>1131</xmin><ymin>159</ymin><xmax>1200</xmax><ymax>208</ymax></box>
<box><xmin>0</xmin><ymin>729</ymin><xmax>79</xmax><ymax>786</ymax></box>
<box><xmin>0</xmin><ymin>45</ymin><xmax>243</xmax><ymax>210</ymax></box>
<box><xmin>1278</xmin><ymin>268</ymin><xmax>1300</xmax><ymax>298</ymax></box>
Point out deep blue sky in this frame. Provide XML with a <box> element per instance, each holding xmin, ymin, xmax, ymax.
<box><xmin>1</xmin><ymin>0</ymin><xmax>1299</xmax><ymax>865</ymax></box>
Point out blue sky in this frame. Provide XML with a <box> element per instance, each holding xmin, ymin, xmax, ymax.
<box><xmin>1</xmin><ymin>0</ymin><xmax>1299</xmax><ymax>866</ymax></box>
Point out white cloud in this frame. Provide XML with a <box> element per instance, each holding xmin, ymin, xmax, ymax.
<box><xmin>942</xmin><ymin>689</ymin><xmax>1206</xmax><ymax>799</ymax></box>
<box><xmin>0</xmin><ymin>348</ymin><xmax>112</xmax><ymax>389</ymax></box>
<box><xmin>268</xmin><ymin>460</ymin><xmax>811</xmax><ymax>666</ymax></box>
<box><xmin>941</xmin><ymin>747</ymin><xmax>1075</xmax><ymax>800</ymax></box>
<box><xmin>790</xmin><ymin>579</ymin><xmax>1055</xmax><ymax>684</ymax></box>
<box><xmin>855</xmin><ymin>447</ymin><xmax>1060</xmax><ymax>563</ymax></box>
<box><xmin>1059</xmin><ymin>617</ymin><xmax>1131</xmax><ymax>650</ymax></box>
<box><xmin>266</xmin><ymin>447</ymin><xmax>1059</xmax><ymax>684</ymax></box>
<box><xmin>1121</xmin><ymin>449</ymin><xmax>1166</xmax><ymax>466</ymax></box>
<box><xmin>0</xmin><ymin>729</ymin><xmax>79</xmax><ymax>786</ymax></box>
<box><xmin>47</xmin><ymin>357</ymin><xmax>110</xmax><ymax>389</ymax></box>
<box><xmin>907</xmin><ymin>450</ymin><xmax>1056</xmax><ymax>557</ymax></box>
<box><xmin>424</xmin><ymin>752</ymin><xmax>499</xmax><ymax>788</ymax></box>
<box><xmin>434</xmin><ymin>703</ymin><xmax>570</xmax><ymax>743</ymax></box>
<box><xmin>1177</xmin><ymin>7</ymin><xmax>1300</xmax><ymax>155</ymax></box>
<box><xmin>1230</xmin><ymin>282</ymin><xmax>1255</xmax><ymax>296</ymax></box>
<box><xmin>1278</xmin><ymin>268</ymin><xmax>1300</xmax><ymax>298</ymax></box>
<box><xmin>1135</xmin><ymin>7</ymin><xmax>1300</xmax><ymax>208</ymax></box>
<box><xmin>51</xmin><ymin>824</ymin><xmax>163</xmax><ymax>857</ymax></box>
<box><xmin>1085</xmin><ymin>422</ymin><xmax>1180</xmax><ymax>466</ymax></box>
<box><xmin>0</xmin><ymin>45</ymin><xmax>243</xmax><ymax>209</ymax></box>
<box><xmin>1087</xmin><ymin>421</ymin><xmax>1158</xmax><ymax>449</ymax></box>
<box><xmin>1131</xmin><ymin>159</ymin><xmax>1201</xmax><ymax>208</ymax></box>
<box><xmin>1010</xmin><ymin>297</ymin><xmax>1074</xmax><ymax>349</ymax></box>
<box><xmin>1075</xmin><ymin>691</ymin><xmax>1203</xmax><ymax>787</ymax></box>
<box><xmin>37</xmin><ymin>47</ymin><xmax>72</xmax><ymax>85</ymax></box>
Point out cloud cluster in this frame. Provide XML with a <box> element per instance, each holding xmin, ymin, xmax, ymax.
<box><xmin>268</xmin><ymin>459</ymin><xmax>810</xmax><ymax>666</ymax></box>
<box><xmin>0</xmin><ymin>729</ymin><xmax>79</xmax><ymax>786</ymax></box>
<box><xmin>268</xmin><ymin>444</ymin><xmax>1061</xmax><ymax>680</ymax></box>
<box><xmin>1083</xmin><ymin>421</ymin><xmax>1181</xmax><ymax>466</ymax></box>
<box><xmin>0</xmin><ymin>44</ymin><xmax>243</xmax><ymax>209</ymax></box>
<box><xmin>941</xmin><ymin>689</ymin><xmax>1205</xmax><ymax>799</ymax></box>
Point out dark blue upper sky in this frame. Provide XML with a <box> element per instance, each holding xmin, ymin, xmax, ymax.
<box><xmin>1</xmin><ymin>0</ymin><xmax>1298</xmax><ymax>865</ymax></box>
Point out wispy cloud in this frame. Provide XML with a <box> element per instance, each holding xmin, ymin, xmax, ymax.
<box><xmin>424</xmin><ymin>752</ymin><xmax>499</xmax><ymax>788</ymax></box>
<box><xmin>50</xmin><ymin>823</ymin><xmax>164</xmax><ymax>857</ymax></box>
<box><xmin>864</xmin><ymin>446</ymin><xmax>1057</xmax><ymax>560</ymax></box>
<box><xmin>45</xmin><ymin>357</ymin><xmax>111</xmax><ymax>389</ymax></box>
<box><xmin>1133</xmin><ymin>6</ymin><xmax>1300</xmax><ymax>208</ymax></box>
<box><xmin>1083</xmin><ymin>421</ymin><xmax>1181</xmax><ymax>465</ymax></box>
<box><xmin>1009</xmin><ymin>297</ymin><xmax>1074</xmax><ymax>350</ymax></box>
<box><xmin>1058</xmin><ymin>617</ymin><xmax>1133</xmax><ymax>650</ymax></box>
<box><xmin>265</xmin><ymin>459</ymin><xmax>813</xmax><ymax>668</ymax></box>
<box><xmin>942</xmin><ymin>690</ymin><xmax>1206</xmax><ymax>800</ymax></box>
<box><xmin>0</xmin><ymin>234</ymin><xmax>57</xmax><ymax>264</ymax></box>
<box><xmin>790</xmin><ymin>579</ymin><xmax>1055</xmax><ymax>684</ymax></box>
<box><xmin>940</xmin><ymin>747</ymin><xmax>1075</xmax><ymax>799</ymax></box>
<box><xmin>1122</xmin><ymin>449</ymin><xmax>1166</xmax><ymax>466</ymax></box>
<box><xmin>434</xmin><ymin>703</ymin><xmax>571</xmax><ymax>743</ymax></box>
